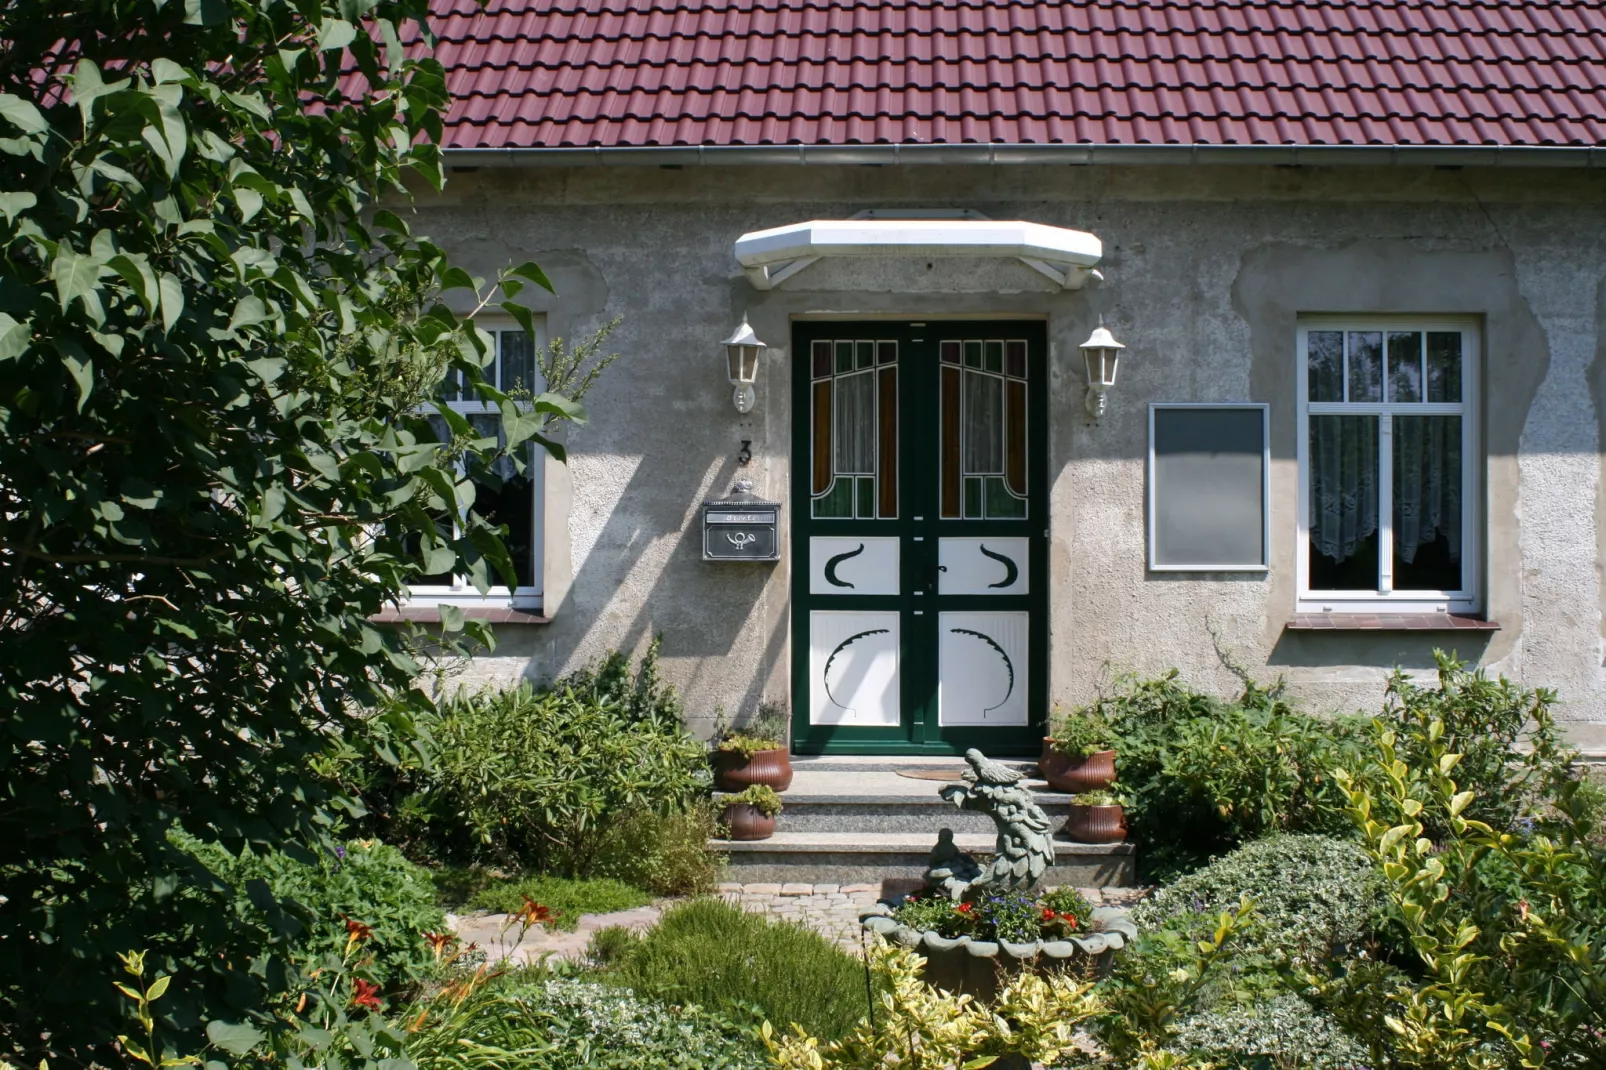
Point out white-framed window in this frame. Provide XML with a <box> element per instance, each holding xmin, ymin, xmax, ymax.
<box><xmin>1296</xmin><ymin>317</ymin><xmax>1481</xmax><ymax>615</ymax></box>
<box><xmin>407</xmin><ymin>320</ymin><xmax>546</xmax><ymax>610</ymax></box>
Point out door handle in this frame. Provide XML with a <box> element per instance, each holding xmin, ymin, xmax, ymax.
<box><xmin>923</xmin><ymin>562</ymin><xmax>947</xmax><ymax>592</ymax></box>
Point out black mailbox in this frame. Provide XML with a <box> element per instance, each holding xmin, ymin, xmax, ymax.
<box><xmin>703</xmin><ymin>482</ymin><xmax>781</xmax><ymax>562</ymax></box>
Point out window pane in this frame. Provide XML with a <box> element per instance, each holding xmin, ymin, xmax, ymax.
<box><xmin>856</xmin><ymin>340</ymin><xmax>874</xmax><ymax>370</ymax></box>
<box><xmin>1005</xmin><ymin>340</ymin><xmax>1027</xmax><ymax>379</ymax></box>
<box><xmin>1307</xmin><ymin>330</ymin><xmax>1343</xmax><ymax>402</ymax></box>
<box><xmin>1394</xmin><ymin>415</ymin><xmax>1463</xmax><ymax>592</ymax></box>
<box><xmin>834</xmin><ymin>371</ymin><xmax>875</xmax><ymax>475</ymax></box>
<box><xmin>940</xmin><ymin>365</ymin><xmax>961</xmax><ymax>517</ymax></box>
<box><xmin>811</xmin><ymin>380</ymin><xmax>832</xmax><ymax>495</ymax></box>
<box><xmin>812</xmin><ymin>340</ymin><xmax>832</xmax><ymax>378</ymax></box>
<box><xmin>963</xmin><ymin>371</ymin><xmax>1003</xmax><ymax>475</ymax></box>
<box><xmin>984</xmin><ymin>340</ymin><xmax>1004</xmax><ymax>373</ymax></box>
<box><xmin>877</xmin><ymin>340</ymin><xmax>898</xmax><ymax>365</ymax></box>
<box><xmin>940</xmin><ymin>341</ymin><xmax>961</xmax><ymax>365</ymax></box>
<box><xmin>984</xmin><ymin>476</ymin><xmax>1026</xmax><ymax>518</ymax></box>
<box><xmin>835</xmin><ymin>341</ymin><xmax>853</xmax><ymax>374</ymax></box>
<box><xmin>499</xmin><ymin>330</ymin><xmax>535</xmax><ymax>393</ymax></box>
<box><xmin>812</xmin><ymin>478</ymin><xmax>853</xmax><ymax>518</ymax></box>
<box><xmin>964</xmin><ymin>340</ymin><xmax>982</xmax><ymax>368</ymax></box>
<box><xmin>1387</xmin><ymin>331</ymin><xmax>1422</xmax><ymax>403</ymax></box>
<box><xmin>1308</xmin><ymin>414</ymin><xmax>1380</xmax><ymax>591</ymax></box>
<box><xmin>479</xmin><ymin>465</ymin><xmax>536</xmax><ymax>588</ymax></box>
<box><xmin>1346</xmin><ymin>331</ymin><xmax>1382</xmax><ymax>402</ymax></box>
<box><xmin>1426</xmin><ymin>332</ymin><xmax>1462</xmax><ymax>402</ymax></box>
<box><xmin>877</xmin><ymin>366</ymin><xmax>898</xmax><ymax>517</ymax></box>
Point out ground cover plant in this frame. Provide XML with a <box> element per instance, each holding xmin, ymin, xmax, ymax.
<box><xmin>404</xmin><ymin>974</ymin><xmax>767</xmax><ymax>1070</ymax></box>
<box><xmin>589</xmin><ymin>897</ymin><xmax>873</xmax><ymax>1044</ymax></box>
<box><xmin>455</xmin><ymin>874</ymin><xmax>651</xmax><ymax>930</ymax></box>
<box><xmin>0</xmin><ymin>0</ymin><xmax>583</xmax><ymax>1061</ymax></box>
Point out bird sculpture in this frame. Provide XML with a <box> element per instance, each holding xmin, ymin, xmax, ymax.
<box><xmin>938</xmin><ymin>748</ymin><xmax>1055</xmax><ymax>898</ymax></box>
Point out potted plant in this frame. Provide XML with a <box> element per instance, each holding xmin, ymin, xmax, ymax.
<box><xmin>711</xmin><ymin>702</ymin><xmax>793</xmax><ymax>792</ymax></box>
<box><xmin>1061</xmin><ymin>788</ymin><xmax>1128</xmax><ymax>844</ymax></box>
<box><xmin>720</xmin><ymin>783</ymin><xmax>783</xmax><ymax>841</ymax></box>
<box><xmin>1040</xmin><ymin>705</ymin><xmax>1116</xmax><ymax>794</ymax></box>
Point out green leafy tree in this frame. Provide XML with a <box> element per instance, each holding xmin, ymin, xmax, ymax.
<box><xmin>0</xmin><ymin>1</ymin><xmax>575</xmax><ymax>1062</ymax></box>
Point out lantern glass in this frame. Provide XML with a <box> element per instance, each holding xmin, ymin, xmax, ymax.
<box><xmin>727</xmin><ymin>344</ymin><xmax>760</xmax><ymax>385</ymax></box>
<box><xmin>1083</xmin><ymin>347</ymin><xmax>1119</xmax><ymax>389</ymax></box>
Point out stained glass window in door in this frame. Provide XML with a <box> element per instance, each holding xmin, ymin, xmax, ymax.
<box><xmin>811</xmin><ymin>339</ymin><xmax>898</xmax><ymax>518</ymax></box>
<box><xmin>940</xmin><ymin>338</ymin><xmax>1028</xmax><ymax>519</ymax></box>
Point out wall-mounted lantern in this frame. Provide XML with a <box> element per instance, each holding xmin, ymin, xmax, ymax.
<box><xmin>722</xmin><ymin>315</ymin><xmax>768</xmax><ymax>414</ymax></box>
<box><xmin>1079</xmin><ymin>319</ymin><xmax>1127</xmax><ymax>419</ymax></box>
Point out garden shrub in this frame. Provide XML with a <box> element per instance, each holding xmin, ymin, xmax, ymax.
<box><xmin>1165</xmin><ymin>994</ymin><xmax>1369</xmax><ymax>1070</ymax></box>
<box><xmin>1373</xmin><ymin>652</ymin><xmax>1574</xmax><ymax>839</ymax></box>
<box><xmin>1322</xmin><ymin>708</ymin><xmax>1606</xmax><ymax>1069</ymax></box>
<box><xmin>365</xmin><ymin>641</ymin><xmax>711</xmax><ymax>874</ymax></box>
<box><xmin>178</xmin><ymin>833</ymin><xmax>444</xmax><ymax>995</ymax></box>
<box><xmin>587</xmin><ymin>801</ymin><xmax>725</xmax><ymax>896</ymax></box>
<box><xmin>1131</xmin><ymin>834</ymin><xmax>1383</xmax><ymax>970</ymax></box>
<box><xmin>593</xmin><ymin>897</ymin><xmax>872</xmax><ymax>1042</ymax></box>
<box><xmin>1087</xmin><ymin>670</ymin><xmax>1365</xmax><ymax>879</ymax></box>
<box><xmin>405</xmin><ymin>976</ymin><xmax>766</xmax><ymax>1070</ymax></box>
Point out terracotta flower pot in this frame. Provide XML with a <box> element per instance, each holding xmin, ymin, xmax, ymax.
<box><xmin>1062</xmin><ymin>803</ymin><xmax>1128</xmax><ymax>844</ymax></box>
<box><xmin>1040</xmin><ymin>744</ymin><xmax>1117</xmax><ymax>794</ymax></box>
<box><xmin>712</xmin><ymin>746</ymin><xmax>794</xmax><ymax>792</ymax></box>
<box><xmin>722</xmin><ymin>801</ymin><xmax>777</xmax><ymax>841</ymax></box>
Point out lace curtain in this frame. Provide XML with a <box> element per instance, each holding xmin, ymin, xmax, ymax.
<box><xmin>1310</xmin><ymin>416</ymin><xmax>1460</xmax><ymax>567</ymax></box>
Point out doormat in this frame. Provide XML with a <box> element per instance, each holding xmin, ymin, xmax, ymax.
<box><xmin>895</xmin><ymin>769</ymin><xmax>967</xmax><ymax>782</ymax></box>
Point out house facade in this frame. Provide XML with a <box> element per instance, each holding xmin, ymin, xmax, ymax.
<box><xmin>394</xmin><ymin>0</ymin><xmax>1606</xmax><ymax>756</ymax></box>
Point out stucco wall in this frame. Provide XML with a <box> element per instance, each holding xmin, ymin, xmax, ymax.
<box><xmin>404</xmin><ymin>164</ymin><xmax>1606</xmax><ymax>751</ymax></box>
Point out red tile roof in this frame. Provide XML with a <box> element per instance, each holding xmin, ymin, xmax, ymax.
<box><xmin>412</xmin><ymin>0</ymin><xmax>1606</xmax><ymax>151</ymax></box>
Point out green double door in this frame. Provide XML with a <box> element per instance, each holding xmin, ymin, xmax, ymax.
<box><xmin>790</xmin><ymin>320</ymin><xmax>1049</xmax><ymax>756</ymax></box>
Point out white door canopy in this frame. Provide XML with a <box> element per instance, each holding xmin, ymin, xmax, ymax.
<box><xmin>734</xmin><ymin>210</ymin><xmax>1104</xmax><ymax>291</ymax></box>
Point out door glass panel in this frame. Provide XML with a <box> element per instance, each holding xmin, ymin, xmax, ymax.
<box><xmin>941</xmin><ymin>365</ymin><xmax>961</xmax><ymax>517</ymax></box>
<box><xmin>963</xmin><ymin>371</ymin><xmax>1003</xmax><ymax>473</ymax></box>
<box><xmin>1308</xmin><ymin>414</ymin><xmax>1380</xmax><ymax>590</ymax></box>
<box><xmin>941</xmin><ymin>338</ymin><xmax>1030</xmax><ymax>519</ymax></box>
<box><xmin>1394</xmin><ymin>415</ymin><xmax>1463</xmax><ymax>592</ymax></box>
<box><xmin>813</xmin><ymin>338</ymin><xmax>897</xmax><ymax>519</ymax></box>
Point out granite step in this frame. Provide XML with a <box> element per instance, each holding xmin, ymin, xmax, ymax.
<box><xmin>710</xmin><ymin>831</ymin><xmax>1135</xmax><ymax>887</ymax></box>
<box><xmin>774</xmin><ymin>768</ymin><xmax>1073</xmax><ymax>834</ymax></box>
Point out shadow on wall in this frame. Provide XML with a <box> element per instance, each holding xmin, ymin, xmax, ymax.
<box><xmin>525</xmin><ymin>445</ymin><xmax>786</xmax><ymax>731</ymax></box>
<box><xmin>1267</xmin><ymin>630</ymin><xmax>1494</xmax><ymax>670</ymax></box>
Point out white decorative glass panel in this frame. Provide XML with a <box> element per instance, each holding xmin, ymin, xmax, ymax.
<box><xmin>937</xmin><ymin>538</ymin><xmax>1029</xmax><ymax>595</ymax></box>
<box><xmin>834</xmin><ymin>371</ymin><xmax>876</xmax><ymax>475</ymax></box>
<box><xmin>938</xmin><ymin>611</ymin><xmax>1028</xmax><ymax>726</ymax></box>
<box><xmin>809</xmin><ymin>611</ymin><xmax>900</xmax><ymax>726</ymax></box>
<box><xmin>809</xmin><ymin>537</ymin><xmax>900</xmax><ymax>595</ymax></box>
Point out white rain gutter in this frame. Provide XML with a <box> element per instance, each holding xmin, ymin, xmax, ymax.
<box><xmin>734</xmin><ymin>214</ymin><xmax>1104</xmax><ymax>290</ymax></box>
<box><xmin>443</xmin><ymin>143</ymin><xmax>1606</xmax><ymax>169</ymax></box>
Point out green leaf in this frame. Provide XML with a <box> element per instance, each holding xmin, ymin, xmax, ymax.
<box><xmin>233</xmin><ymin>186</ymin><xmax>263</xmax><ymax>222</ymax></box>
<box><xmin>51</xmin><ymin>248</ymin><xmax>106</xmax><ymax>308</ymax></box>
<box><xmin>0</xmin><ymin>191</ymin><xmax>36</xmax><ymax>222</ymax></box>
<box><xmin>141</xmin><ymin>97</ymin><xmax>188</xmax><ymax>176</ymax></box>
<box><xmin>508</xmin><ymin>261</ymin><xmax>555</xmax><ymax>293</ymax></box>
<box><xmin>0</xmin><ymin>94</ymin><xmax>47</xmax><ymax>133</ymax></box>
<box><xmin>145</xmin><ymin>975</ymin><xmax>171</xmax><ymax>1001</ymax></box>
<box><xmin>158</xmin><ymin>272</ymin><xmax>185</xmax><ymax>333</ymax></box>
<box><xmin>108</xmin><ymin>253</ymin><xmax>160</xmax><ymax>314</ymax></box>
<box><xmin>0</xmin><ymin>313</ymin><xmax>30</xmax><ymax>361</ymax></box>
<box><xmin>63</xmin><ymin>350</ymin><xmax>94</xmax><ymax>411</ymax></box>
<box><xmin>204</xmin><ymin>1021</ymin><xmax>264</xmax><ymax>1057</ymax></box>
<box><xmin>317</xmin><ymin>18</ymin><xmax>358</xmax><ymax>51</ymax></box>
<box><xmin>228</xmin><ymin>294</ymin><xmax>272</xmax><ymax>331</ymax></box>
<box><xmin>437</xmin><ymin>604</ymin><xmax>464</xmax><ymax>633</ymax></box>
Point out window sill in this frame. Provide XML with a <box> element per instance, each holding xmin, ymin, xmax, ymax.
<box><xmin>371</xmin><ymin>606</ymin><xmax>551</xmax><ymax>624</ymax></box>
<box><xmin>1286</xmin><ymin>613</ymin><xmax>1498</xmax><ymax>632</ymax></box>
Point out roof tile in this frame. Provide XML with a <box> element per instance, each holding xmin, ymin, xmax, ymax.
<box><xmin>372</xmin><ymin>0</ymin><xmax>1606</xmax><ymax>150</ymax></box>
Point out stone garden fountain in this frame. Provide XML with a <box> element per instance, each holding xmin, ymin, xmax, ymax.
<box><xmin>859</xmin><ymin>748</ymin><xmax>1138</xmax><ymax>999</ymax></box>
